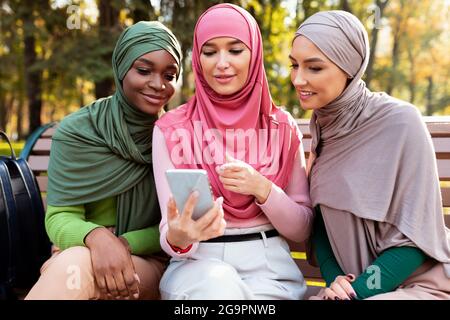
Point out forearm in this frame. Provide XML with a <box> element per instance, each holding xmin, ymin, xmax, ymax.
<box><xmin>257</xmin><ymin>183</ymin><xmax>313</xmax><ymax>242</ymax></box>
<box><xmin>351</xmin><ymin>246</ymin><xmax>428</xmax><ymax>299</ymax></box>
<box><xmin>45</xmin><ymin>204</ymin><xmax>101</xmax><ymax>250</ymax></box>
<box><xmin>258</xmin><ymin>146</ymin><xmax>313</xmax><ymax>242</ymax></box>
<box><xmin>312</xmin><ymin>209</ymin><xmax>345</xmax><ymax>286</ymax></box>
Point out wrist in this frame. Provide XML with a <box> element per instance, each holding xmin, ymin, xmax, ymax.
<box><xmin>255</xmin><ymin>178</ymin><xmax>272</xmax><ymax>204</ymax></box>
<box><xmin>166</xmin><ymin>236</ymin><xmax>192</xmax><ymax>253</ymax></box>
<box><xmin>166</xmin><ymin>232</ymin><xmax>192</xmax><ymax>251</ymax></box>
<box><xmin>118</xmin><ymin>236</ymin><xmax>132</xmax><ymax>253</ymax></box>
<box><xmin>84</xmin><ymin>227</ymin><xmax>106</xmax><ymax>248</ymax></box>
<box><xmin>168</xmin><ymin>240</ymin><xmax>193</xmax><ymax>254</ymax></box>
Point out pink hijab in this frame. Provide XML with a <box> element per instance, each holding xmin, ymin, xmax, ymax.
<box><xmin>156</xmin><ymin>3</ymin><xmax>301</xmax><ymax>222</ymax></box>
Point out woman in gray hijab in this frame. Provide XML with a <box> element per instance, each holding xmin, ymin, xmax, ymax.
<box><xmin>290</xmin><ymin>10</ymin><xmax>450</xmax><ymax>299</ymax></box>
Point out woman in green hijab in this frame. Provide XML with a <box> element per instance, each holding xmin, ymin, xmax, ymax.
<box><xmin>25</xmin><ymin>21</ymin><xmax>182</xmax><ymax>300</ymax></box>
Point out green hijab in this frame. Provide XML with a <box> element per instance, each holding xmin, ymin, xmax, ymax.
<box><xmin>47</xmin><ymin>21</ymin><xmax>182</xmax><ymax>235</ymax></box>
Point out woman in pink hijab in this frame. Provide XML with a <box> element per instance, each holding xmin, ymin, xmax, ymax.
<box><xmin>153</xmin><ymin>3</ymin><xmax>313</xmax><ymax>299</ymax></box>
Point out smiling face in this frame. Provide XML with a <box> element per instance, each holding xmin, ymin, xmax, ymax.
<box><xmin>122</xmin><ymin>50</ymin><xmax>179</xmax><ymax>115</ymax></box>
<box><xmin>199</xmin><ymin>37</ymin><xmax>251</xmax><ymax>96</ymax></box>
<box><xmin>289</xmin><ymin>35</ymin><xmax>349</xmax><ymax>110</ymax></box>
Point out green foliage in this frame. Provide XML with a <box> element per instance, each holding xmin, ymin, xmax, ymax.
<box><xmin>0</xmin><ymin>0</ymin><xmax>449</xmax><ymax>139</ymax></box>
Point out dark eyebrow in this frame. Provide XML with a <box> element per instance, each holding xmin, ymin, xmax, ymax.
<box><xmin>165</xmin><ymin>65</ymin><xmax>179</xmax><ymax>72</ymax></box>
<box><xmin>136</xmin><ymin>58</ymin><xmax>154</xmax><ymax>66</ymax></box>
<box><xmin>203</xmin><ymin>39</ymin><xmax>245</xmax><ymax>47</ymax></box>
<box><xmin>136</xmin><ymin>58</ymin><xmax>178</xmax><ymax>72</ymax></box>
<box><xmin>227</xmin><ymin>40</ymin><xmax>244</xmax><ymax>46</ymax></box>
<box><xmin>303</xmin><ymin>57</ymin><xmax>326</xmax><ymax>63</ymax></box>
<box><xmin>289</xmin><ymin>56</ymin><xmax>326</xmax><ymax>63</ymax></box>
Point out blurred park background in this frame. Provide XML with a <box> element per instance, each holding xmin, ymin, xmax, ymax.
<box><xmin>0</xmin><ymin>0</ymin><xmax>449</xmax><ymax>142</ymax></box>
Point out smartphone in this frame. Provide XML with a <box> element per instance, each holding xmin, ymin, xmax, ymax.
<box><xmin>165</xmin><ymin>169</ymin><xmax>215</xmax><ymax>220</ymax></box>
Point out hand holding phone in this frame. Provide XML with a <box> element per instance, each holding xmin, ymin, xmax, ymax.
<box><xmin>165</xmin><ymin>169</ymin><xmax>215</xmax><ymax>220</ymax></box>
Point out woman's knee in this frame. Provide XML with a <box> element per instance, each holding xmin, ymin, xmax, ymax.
<box><xmin>25</xmin><ymin>246</ymin><xmax>95</xmax><ymax>300</ymax></box>
<box><xmin>40</xmin><ymin>246</ymin><xmax>93</xmax><ymax>278</ymax></box>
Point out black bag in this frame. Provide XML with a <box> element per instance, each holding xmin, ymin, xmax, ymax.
<box><xmin>0</xmin><ymin>131</ymin><xmax>51</xmax><ymax>299</ymax></box>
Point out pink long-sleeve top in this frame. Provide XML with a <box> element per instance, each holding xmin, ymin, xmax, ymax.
<box><xmin>152</xmin><ymin>126</ymin><xmax>314</xmax><ymax>258</ymax></box>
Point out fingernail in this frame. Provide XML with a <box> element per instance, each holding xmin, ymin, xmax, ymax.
<box><xmin>192</xmin><ymin>190</ymin><xmax>199</xmax><ymax>197</ymax></box>
<box><xmin>133</xmin><ymin>293</ymin><xmax>139</xmax><ymax>299</ymax></box>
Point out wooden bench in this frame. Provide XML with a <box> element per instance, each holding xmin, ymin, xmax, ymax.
<box><xmin>21</xmin><ymin>116</ymin><xmax>450</xmax><ymax>299</ymax></box>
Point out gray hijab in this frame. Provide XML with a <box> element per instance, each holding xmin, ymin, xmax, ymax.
<box><xmin>296</xmin><ymin>10</ymin><xmax>450</xmax><ymax>277</ymax></box>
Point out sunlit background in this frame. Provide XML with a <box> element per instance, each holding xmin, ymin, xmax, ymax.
<box><xmin>0</xmin><ymin>0</ymin><xmax>449</xmax><ymax>141</ymax></box>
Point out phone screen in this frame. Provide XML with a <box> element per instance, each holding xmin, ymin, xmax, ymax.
<box><xmin>165</xmin><ymin>169</ymin><xmax>214</xmax><ymax>220</ymax></box>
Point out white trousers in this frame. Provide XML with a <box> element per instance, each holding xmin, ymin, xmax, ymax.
<box><xmin>160</xmin><ymin>225</ymin><xmax>306</xmax><ymax>300</ymax></box>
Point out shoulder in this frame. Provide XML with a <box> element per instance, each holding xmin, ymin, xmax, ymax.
<box><xmin>372</xmin><ymin>93</ymin><xmax>428</xmax><ymax>142</ymax></box>
<box><xmin>374</xmin><ymin>92</ymin><xmax>421</xmax><ymax>120</ymax></box>
<box><xmin>156</xmin><ymin>103</ymin><xmax>190</xmax><ymax>130</ymax></box>
<box><xmin>152</xmin><ymin>124</ymin><xmax>165</xmax><ymax>142</ymax></box>
<box><xmin>54</xmin><ymin>98</ymin><xmax>111</xmax><ymax>142</ymax></box>
<box><xmin>271</xmin><ymin>106</ymin><xmax>302</xmax><ymax>137</ymax></box>
<box><xmin>388</xmin><ymin>96</ymin><xmax>424</xmax><ymax>128</ymax></box>
<box><xmin>369</xmin><ymin>93</ymin><xmax>423</xmax><ymax>129</ymax></box>
<box><xmin>54</xmin><ymin>106</ymin><xmax>91</xmax><ymax>139</ymax></box>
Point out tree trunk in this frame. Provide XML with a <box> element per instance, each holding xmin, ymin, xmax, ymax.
<box><xmin>79</xmin><ymin>80</ymin><xmax>85</xmax><ymax>109</ymax></box>
<box><xmin>172</xmin><ymin>0</ymin><xmax>190</xmax><ymax>104</ymax></box>
<box><xmin>0</xmin><ymin>60</ymin><xmax>5</xmax><ymax>130</ymax></box>
<box><xmin>0</xmin><ymin>93</ymin><xmax>16</xmax><ymax>134</ymax></box>
<box><xmin>17</xmin><ymin>40</ymin><xmax>26</xmax><ymax>140</ymax></box>
<box><xmin>340</xmin><ymin>0</ymin><xmax>352</xmax><ymax>13</ymax></box>
<box><xmin>386</xmin><ymin>33</ymin><xmax>399</xmax><ymax>95</ymax></box>
<box><xmin>17</xmin><ymin>101</ymin><xmax>24</xmax><ymax>140</ymax></box>
<box><xmin>407</xmin><ymin>45</ymin><xmax>416</xmax><ymax>104</ymax></box>
<box><xmin>0</xmin><ymin>96</ymin><xmax>6</xmax><ymax>131</ymax></box>
<box><xmin>365</xmin><ymin>0</ymin><xmax>389</xmax><ymax>88</ymax></box>
<box><xmin>171</xmin><ymin>0</ymin><xmax>209</xmax><ymax>104</ymax></box>
<box><xmin>302</xmin><ymin>0</ymin><xmax>319</xmax><ymax>19</ymax></box>
<box><xmin>426</xmin><ymin>76</ymin><xmax>433</xmax><ymax>116</ymax></box>
<box><xmin>94</xmin><ymin>79</ymin><xmax>114</xmax><ymax>99</ymax></box>
<box><xmin>23</xmin><ymin>14</ymin><xmax>42</xmax><ymax>136</ymax></box>
<box><xmin>131</xmin><ymin>0</ymin><xmax>156</xmax><ymax>22</ymax></box>
<box><xmin>386</xmin><ymin>7</ymin><xmax>401</xmax><ymax>96</ymax></box>
<box><xmin>95</xmin><ymin>0</ymin><xmax>120</xmax><ymax>99</ymax></box>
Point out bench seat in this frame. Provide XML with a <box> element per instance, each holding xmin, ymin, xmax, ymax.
<box><xmin>22</xmin><ymin>116</ymin><xmax>450</xmax><ymax>298</ymax></box>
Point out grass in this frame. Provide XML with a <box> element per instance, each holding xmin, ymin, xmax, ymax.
<box><xmin>0</xmin><ymin>141</ymin><xmax>24</xmax><ymax>157</ymax></box>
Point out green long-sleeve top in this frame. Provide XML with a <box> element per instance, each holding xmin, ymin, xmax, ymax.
<box><xmin>45</xmin><ymin>196</ymin><xmax>160</xmax><ymax>256</ymax></box>
<box><xmin>312</xmin><ymin>207</ymin><xmax>428</xmax><ymax>299</ymax></box>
